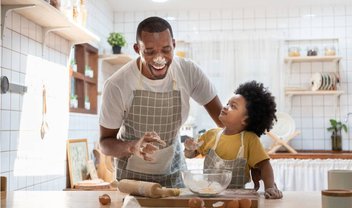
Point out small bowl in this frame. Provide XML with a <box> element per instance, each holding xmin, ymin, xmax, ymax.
<box><xmin>181</xmin><ymin>169</ymin><xmax>232</xmax><ymax>197</ymax></box>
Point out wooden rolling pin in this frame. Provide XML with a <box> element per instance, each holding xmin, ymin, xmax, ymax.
<box><xmin>117</xmin><ymin>179</ymin><xmax>180</xmax><ymax>198</ymax></box>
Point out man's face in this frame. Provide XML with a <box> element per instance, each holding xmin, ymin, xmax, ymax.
<box><xmin>134</xmin><ymin>29</ymin><xmax>175</xmax><ymax>80</ymax></box>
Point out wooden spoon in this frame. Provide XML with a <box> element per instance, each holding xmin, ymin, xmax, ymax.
<box><xmin>40</xmin><ymin>85</ymin><xmax>49</xmax><ymax>139</ymax></box>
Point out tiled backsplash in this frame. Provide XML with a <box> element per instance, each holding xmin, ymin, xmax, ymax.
<box><xmin>1</xmin><ymin>2</ymin><xmax>352</xmax><ymax>192</ymax></box>
<box><xmin>116</xmin><ymin>5</ymin><xmax>352</xmax><ymax>151</ymax></box>
<box><xmin>0</xmin><ymin>1</ymin><xmax>113</xmax><ymax>191</ymax></box>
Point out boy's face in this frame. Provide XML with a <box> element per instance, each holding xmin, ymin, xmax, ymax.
<box><xmin>219</xmin><ymin>94</ymin><xmax>248</xmax><ymax>131</ymax></box>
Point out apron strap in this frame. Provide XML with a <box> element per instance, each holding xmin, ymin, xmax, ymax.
<box><xmin>212</xmin><ymin>129</ymin><xmax>223</xmax><ymax>150</ymax></box>
<box><xmin>138</xmin><ymin>59</ymin><xmax>143</xmax><ymax>90</ymax></box>
<box><xmin>212</xmin><ymin>130</ymin><xmax>245</xmax><ymax>159</ymax></box>
<box><xmin>236</xmin><ymin>132</ymin><xmax>245</xmax><ymax>158</ymax></box>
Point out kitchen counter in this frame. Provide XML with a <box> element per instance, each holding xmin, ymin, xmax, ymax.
<box><xmin>0</xmin><ymin>190</ymin><xmax>321</xmax><ymax>208</ymax></box>
<box><xmin>269</xmin><ymin>150</ymin><xmax>352</xmax><ymax>159</ymax></box>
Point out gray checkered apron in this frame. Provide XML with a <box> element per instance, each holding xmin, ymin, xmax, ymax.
<box><xmin>115</xmin><ymin>61</ymin><xmax>185</xmax><ymax>188</ymax></box>
<box><xmin>204</xmin><ymin>130</ymin><xmax>248</xmax><ymax>188</ymax></box>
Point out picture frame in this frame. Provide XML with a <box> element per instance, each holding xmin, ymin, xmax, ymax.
<box><xmin>67</xmin><ymin>138</ymin><xmax>89</xmax><ymax>188</ymax></box>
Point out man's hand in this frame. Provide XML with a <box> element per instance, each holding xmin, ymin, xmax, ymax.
<box><xmin>129</xmin><ymin>131</ymin><xmax>166</xmax><ymax>161</ymax></box>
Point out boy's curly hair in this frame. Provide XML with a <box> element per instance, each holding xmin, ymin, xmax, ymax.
<box><xmin>235</xmin><ymin>80</ymin><xmax>277</xmax><ymax>137</ymax></box>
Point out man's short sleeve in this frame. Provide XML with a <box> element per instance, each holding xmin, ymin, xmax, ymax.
<box><xmin>99</xmin><ymin>80</ymin><xmax>125</xmax><ymax>129</ymax></box>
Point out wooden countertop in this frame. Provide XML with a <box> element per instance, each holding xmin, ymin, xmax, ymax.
<box><xmin>1</xmin><ymin>190</ymin><xmax>322</xmax><ymax>208</ymax></box>
<box><xmin>269</xmin><ymin>150</ymin><xmax>352</xmax><ymax>159</ymax></box>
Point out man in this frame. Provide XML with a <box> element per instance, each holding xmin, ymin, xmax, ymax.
<box><xmin>99</xmin><ymin>16</ymin><xmax>222</xmax><ymax>187</ymax></box>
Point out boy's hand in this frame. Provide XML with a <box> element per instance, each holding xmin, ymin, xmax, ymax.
<box><xmin>184</xmin><ymin>138</ymin><xmax>203</xmax><ymax>151</ymax></box>
<box><xmin>264</xmin><ymin>183</ymin><xmax>283</xmax><ymax>199</ymax></box>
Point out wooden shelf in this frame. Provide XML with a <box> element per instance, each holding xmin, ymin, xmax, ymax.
<box><xmin>285</xmin><ymin>90</ymin><xmax>344</xmax><ymax>96</ymax></box>
<box><xmin>285</xmin><ymin>90</ymin><xmax>344</xmax><ymax>113</ymax></box>
<box><xmin>71</xmin><ymin>71</ymin><xmax>97</xmax><ymax>84</ymax></box>
<box><xmin>70</xmin><ymin>44</ymin><xmax>98</xmax><ymax>114</ymax></box>
<box><xmin>269</xmin><ymin>150</ymin><xmax>352</xmax><ymax>159</ymax></box>
<box><xmin>284</xmin><ymin>56</ymin><xmax>342</xmax><ymax>64</ymax></box>
<box><xmin>100</xmin><ymin>54</ymin><xmax>132</xmax><ymax>65</ymax></box>
<box><xmin>1</xmin><ymin>0</ymin><xmax>100</xmax><ymax>44</ymax></box>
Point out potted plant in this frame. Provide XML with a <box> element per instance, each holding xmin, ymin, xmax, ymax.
<box><xmin>70</xmin><ymin>94</ymin><xmax>78</xmax><ymax>108</ymax></box>
<box><xmin>327</xmin><ymin>119</ymin><xmax>348</xmax><ymax>151</ymax></box>
<box><xmin>107</xmin><ymin>32</ymin><xmax>126</xmax><ymax>54</ymax></box>
<box><xmin>84</xmin><ymin>65</ymin><xmax>93</xmax><ymax>78</ymax></box>
<box><xmin>84</xmin><ymin>96</ymin><xmax>90</xmax><ymax>110</ymax></box>
<box><xmin>70</xmin><ymin>59</ymin><xmax>77</xmax><ymax>72</ymax></box>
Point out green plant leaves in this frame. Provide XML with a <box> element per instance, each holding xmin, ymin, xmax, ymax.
<box><xmin>327</xmin><ymin>119</ymin><xmax>348</xmax><ymax>133</ymax></box>
<box><xmin>107</xmin><ymin>32</ymin><xmax>126</xmax><ymax>47</ymax></box>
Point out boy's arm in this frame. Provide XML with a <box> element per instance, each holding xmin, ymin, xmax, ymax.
<box><xmin>250</xmin><ymin>167</ymin><xmax>262</xmax><ymax>191</ymax></box>
<box><xmin>255</xmin><ymin>159</ymin><xmax>275</xmax><ymax>189</ymax></box>
<box><xmin>255</xmin><ymin>159</ymin><xmax>283</xmax><ymax>199</ymax></box>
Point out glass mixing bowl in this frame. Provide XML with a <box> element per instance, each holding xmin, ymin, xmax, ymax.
<box><xmin>181</xmin><ymin>169</ymin><xmax>232</xmax><ymax>197</ymax></box>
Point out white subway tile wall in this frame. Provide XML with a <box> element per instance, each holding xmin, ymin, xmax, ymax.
<box><xmin>1</xmin><ymin>2</ymin><xmax>352</xmax><ymax>191</ymax></box>
<box><xmin>117</xmin><ymin>4</ymin><xmax>352</xmax><ymax>152</ymax></box>
<box><xmin>0</xmin><ymin>1</ymin><xmax>113</xmax><ymax>191</ymax></box>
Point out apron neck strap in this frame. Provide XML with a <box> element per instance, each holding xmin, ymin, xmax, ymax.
<box><xmin>212</xmin><ymin>129</ymin><xmax>224</xmax><ymax>150</ymax></box>
<box><xmin>212</xmin><ymin>130</ymin><xmax>245</xmax><ymax>158</ymax></box>
<box><xmin>138</xmin><ymin>59</ymin><xmax>143</xmax><ymax>90</ymax></box>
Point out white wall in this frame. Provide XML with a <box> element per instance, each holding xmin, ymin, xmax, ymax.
<box><xmin>114</xmin><ymin>4</ymin><xmax>352</xmax><ymax>151</ymax></box>
<box><xmin>1</xmin><ymin>1</ymin><xmax>352</xmax><ymax>192</ymax></box>
<box><xmin>0</xmin><ymin>0</ymin><xmax>113</xmax><ymax>191</ymax></box>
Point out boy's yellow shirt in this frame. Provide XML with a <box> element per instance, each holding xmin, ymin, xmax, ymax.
<box><xmin>198</xmin><ymin>128</ymin><xmax>270</xmax><ymax>177</ymax></box>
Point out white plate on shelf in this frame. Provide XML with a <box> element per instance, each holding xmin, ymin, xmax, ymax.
<box><xmin>311</xmin><ymin>72</ymin><xmax>322</xmax><ymax>91</ymax></box>
<box><xmin>330</xmin><ymin>73</ymin><xmax>336</xmax><ymax>90</ymax></box>
<box><xmin>326</xmin><ymin>73</ymin><xmax>332</xmax><ymax>90</ymax></box>
<box><xmin>320</xmin><ymin>73</ymin><xmax>327</xmax><ymax>90</ymax></box>
<box><xmin>271</xmin><ymin>112</ymin><xmax>296</xmax><ymax>139</ymax></box>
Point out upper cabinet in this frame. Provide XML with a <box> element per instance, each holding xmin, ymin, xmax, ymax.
<box><xmin>1</xmin><ymin>0</ymin><xmax>100</xmax><ymax>45</ymax></box>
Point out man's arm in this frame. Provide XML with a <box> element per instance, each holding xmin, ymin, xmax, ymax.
<box><xmin>99</xmin><ymin>125</ymin><xmax>134</xmax><ymax>158</ymax></box>
<box><xmin>204</xmin><ymin>95</ymin><xmax>223</xmax><ymax>127</ymax></box>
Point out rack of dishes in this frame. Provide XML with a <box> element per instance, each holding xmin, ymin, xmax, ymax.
<box><xmin>311</xmin><ymin>72</ymin><xmax>339</xmax><ymax>91</ymax></box>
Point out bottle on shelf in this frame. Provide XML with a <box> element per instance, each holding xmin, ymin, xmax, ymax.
<box><xmin>80</xmin><ymin>0</ymin><xmax>88</xmax><ymax>27</ymax></box>
<box><xmin>61</xmin><ymin>0</ymin><xmax>73</xmax><ymax>21</ymax></box>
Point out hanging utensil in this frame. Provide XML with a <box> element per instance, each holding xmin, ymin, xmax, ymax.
<box><xmin>40</xmin><ymin>85</ymin><xmax>49</xmax><ymax>139</ymax></box>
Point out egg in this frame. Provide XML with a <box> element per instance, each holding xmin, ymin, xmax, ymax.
<box><xmin>226</xmin><ymin>199</ymin><xmax>239</xmax><ymax>208</ymax></box>
<box><xmin>239</xmin><ymin>198</ymin><xmax>252</xmax><ymax>208</ymax></box>
<box><xmin>99</xmin><ymin>194</ymin><xmax>111</xmax><ymax>205</ymax></box>
<box><xmin>188</xmin><ymin>197</ymin><xmax>205</xmax><ymax>208</ymax></box>
<box><xmin>212</xmin><ymin>201</ymin><xmax>225</xmax><ymax>208</ymax></box>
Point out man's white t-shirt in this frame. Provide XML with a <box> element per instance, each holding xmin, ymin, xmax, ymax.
<box><xmin>99</xmin><ymin>56</ymin><xmax>217</xmax><ymax>129</ymax></box>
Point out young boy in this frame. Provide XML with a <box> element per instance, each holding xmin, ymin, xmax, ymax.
<box><xmin>184</xmin><ymin>80</ymin><xmax>283</xmax><ymax>199</ymax></box>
